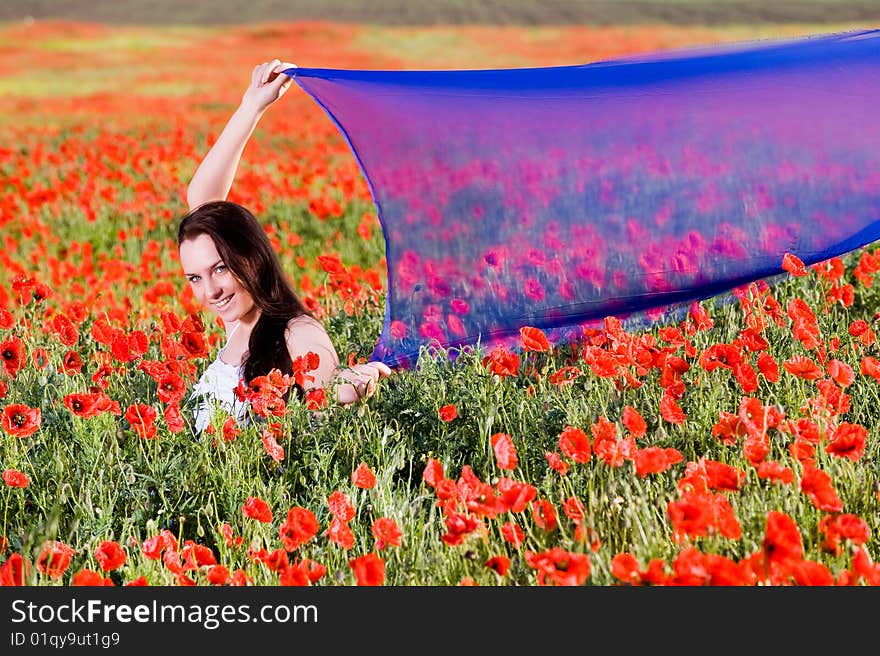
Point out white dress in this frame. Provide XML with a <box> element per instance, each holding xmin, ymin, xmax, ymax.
<box><xmin>190</xmin><ymin>323</ymin><xmax>249</xmax><ymax>433</ymax></box>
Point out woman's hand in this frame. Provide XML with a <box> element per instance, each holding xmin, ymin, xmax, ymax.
<box><xmin>333</xmin><ymin>362</ymin><xmax>393</xmax><ymax>405</ymax></box>
<box><xmin>241</xmin><ymin>59</ymin><xmax>297</xmax><ymax>115</ymax></box>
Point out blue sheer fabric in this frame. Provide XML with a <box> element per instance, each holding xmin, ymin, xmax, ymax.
<box><xmin>287</xmin><ymin>29</ymin><xmax>880</xmax><ymax>368</ymax></box>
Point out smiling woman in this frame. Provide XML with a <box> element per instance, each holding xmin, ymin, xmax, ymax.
<box><xmin>178</xmin><ymin>59</ymin><xmax>391</xmax><ymax>433</ymax></box>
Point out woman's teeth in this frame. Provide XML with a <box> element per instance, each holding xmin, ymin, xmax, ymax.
<box><xmin>216</xmin><ymin>295</ymin><xmax>232</xmax><ymax>308</ymax></box>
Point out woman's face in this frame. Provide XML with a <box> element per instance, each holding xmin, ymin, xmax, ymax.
<box><xmin>179</xmin><ymin>233</ymin><xmax>258</xmax><ymax>325</ymax></box>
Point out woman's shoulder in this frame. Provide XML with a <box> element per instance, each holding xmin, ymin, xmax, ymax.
<box><xmin>285</xmin><ymin>314</ymin><xmax>326</xmax><ymax>334</ymax></box>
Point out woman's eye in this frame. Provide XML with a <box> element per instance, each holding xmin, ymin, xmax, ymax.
<box><xmin>215</xmin><ymin>265</ymin><xmax>227</xmax><ymax>274</ymax></box>
<box><xmin>188</xmin><ymin>276</ymin><xmax>200</xmax><ymax>283</ymax></box>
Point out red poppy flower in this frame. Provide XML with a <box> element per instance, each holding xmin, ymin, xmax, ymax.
<box><xmin>94</xmin><ymin>541</ymin><xmax>126</xmax><ymax>572</ymax></box>
<box><xmin>800</xmin><ymin>465</ymin><xmax>844</xmax><ymax>512</ymax></box>
<box><xmin>242</xmin><ymin>496</ymin><xmax>273</xmax><ymax>523</ymax></box>
<box><xmin>261</xmin><ymin>426</ymin><xmax>285</xmax><ymax>462</ymax></box>
<box><xmin>71</xmin><ymin>569</ymin><xmax>113</xmax><ymax>586</ymax></box>
<box><xmin>0</xmin><ymin>336</ymin><xmax>25</xmax><ymax>378</ymax></box>
<box><xmin>349</xmin><ymin>552</ymin><xmax>385</xmax><ymax>586</ymax></box>
<box><xmin>756</xmin><ymin>352</ymin><xmax>780</xmax><ymax>382</ymax></box>
<box><xmin>64</xmin><ymin>392</ymin><xmax>100</xmax><ymax>419</ymax></box>
<box><xmin>819</xmin><ymin>513</ymin><xmax>870</xmax><ymax>555</ymax></box>
<box><xmin>763</xmin><ymin>511</ymin><xmax>804</xmax><ymax>568</ymax></box>
<box><xmin>490</xmin><ymin>432</ymin><xmax>518</xmax><ymax>470</ymax></box>
<box><xmin>36</xmin><ymin>541</ymin><xmax>75</xmax><ymax>580</ymax></box>
<box><xmin>328</xmin><ymin>491</ymin><xmax>355</xmax><ymax>523</ymax></box>
<box><xmin>545</xmin><ymin>451</ymin><xmax>569</xmax><ymax>475</ymax></box>
<box><xmin>756</xmin><ymin>461</ymin><xmax>795</xmax><ymax>484</ymax></box>
<box><xmin>525</xmin><ymin>547</ymin><xmax>591</xmax><ymax>586</ymax></box>
<box><xmin>634</xmin><ymin>446</ymin><xmax>684</xmax><ymax>477</ymax></box>
<box><xmin>861</xmin><ymin>355</ymin><xmax>880</xmax><ymax>381</ymax></box>
<box><xmin>438</xmin><ymin>403</ymin><xmax>458</xmax><ymax>422</ymax></box>
<box><xmin>501</xmin><ymin>521</ymin><xmax>525</xmax><ymax>548</ymax></box>
<box><xmin>558</xmin><ymin>426</ymin><xmax>591</xmax><ymax>463</ymax></box>
<box><xmin>163</xmin><ymin>403</ymin><xmax>185</xmax><ymax>434</ymax></box>
<box><xmin>352</xmin><ymin>462</ymin><xmax>376</xmax><ymax>489</ymax></box>
<box><xmin>782</xmin><ymin>252</ymin><xmax>808</xmax><ymax>276</ymax></box>
<box><xmin>530</xmin><ymin>499</ymin><xmax>558</xmax><ymax>532</ymax></box>
<box><xmin>278</xmin><ymin>507</ymin><xmax>319</xmax><ymax>551</ymax></box>
<box><xmin>689</xmin><ymin>301</ymin><xmax>714</xmax><ymax>330</ymax></box>
<box><xmin>485</xmin><ymin>555</ymin><xmax>511</xmax><ymax>576</ymax></box>
<box><xmin>372</xmin><ymin>517</ymin><xmax>402</xmax><ymax>549</ymax></box>
<box><xmin>621</xmin><ymin>405</ymin><xmax>647</xmax><ymax>438</ymax></box>
<box><xmin>520</xmin><ymin>326</ymin><xmax>550</xmax><ymax>352</ymax></box>
<box><xmin>0</xmin><ymin>553</ymin><xmax>30</xmax><ymax>586</ymax></box>
<box><xmin>2</xmin><ymin>469</ymin><xmax>29</xmax><ymax>488</ymax></box>
<box><xmin>659</xmin><ymin>391</ymin><xmax>686</xmax><ymax>425</ymax></box>
<box><xmin>2</xmin><ymin>403</ymin><xmax>41</xmax><ymax>438</ymax></box>
<box><xmin>124</xmin><ymin>403</ymin><xmax>157</xmax><ymax>439</ymax></box>
<box><xmin>206</xmin><ymin>565</ymin><xmax>231</xmax><ymax>585</ymax></box>
<box><xmin>783</xmin><ymin>355</ymin><xmax>824</xmax><ymax>380</ymax></box>
<box><xmin>496</xmin><ymin>477</ymin><xmax>537</xmax><ymax>513</ymax></box>
<box><xmin>826</xmin><ymin>422</ymin><xmax>867</xmax><ymax>461</ymax></box>
<box><xmin>422</xmin><ymin>458</ymin><xmax>444</xmax><ymax>488</ymax></box>
<box><xmin>826</xmin><ymin>359</ymin><xmax>855</xmax><ymax>387</ymax></box>
<box><xmin>482</xmin><ymin>344</ymin><xmax>520</xmax><ymax>377</ymax></box>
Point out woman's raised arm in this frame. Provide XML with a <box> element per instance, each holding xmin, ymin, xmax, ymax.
<box><xmin>187</xmin><ymin>59</ymin><xmax>296</xmax><ymax>211</ymax></box>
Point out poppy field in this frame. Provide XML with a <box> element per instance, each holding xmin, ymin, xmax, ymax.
<box><xmin>1</xmin><ymin>18</ymin><xmax>880</xmax><ymax>586</ymax></box>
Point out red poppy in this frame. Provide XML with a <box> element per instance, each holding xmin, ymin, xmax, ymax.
<box><xmin>124</xmin><ymin>403</ymin><xmax>157</xmax><ymax>439</ymax></box>
<box><xmin>621</xmin><ymin>405</ymin><xmax>647</xmax><ymax>438</ymax></box>
<box><xmin>485</xmin><ymin>555</ymin><xmax>511</xmax><ymax>576</ymax></box>
<box><xmin>278</xmin><ymin>507</ymin><xmax>319</xmax><ymax>551</ymax></box>
<box><xmin>490</xmin><ymin>432</ymin><xmax>518</xmax><ymax>470</ymax></box>
<box><xmin>157</xmin><ymin>372</ymin><xmax>186</xmax><ymax>404</ymax></box>
<box><xmin>520</xmin><ymin>326</ymin><xmax>550</xmax><ymax>352</ymax></box>
<box><xmin>206</xmin><ymin>565</ymin><xmax>231</xmax><ymax>585</ymax></box>
<box><xmin>438</xmin><ymin>403</ymin><xmax>458</xmax><ymax>422</ymax></box>
<box><xmin>861</xmin><ymin>355</ymin><xmax>880</xmax><ymax>381</ymax></box>
<box><xmin>501</xmin><ymin>521</ymin><xmax>525</xmax><ymax>548</ymax></box>
<box><xmin>482</xmin><ymin>344</ymin><xmax>519</xmax><ymax>377</ymax></box>
<box><xmin>763</xmin><ymin>511</ymin><xmax>804</xmax><ymax>568</ymax></box>
<box><xmin>558</xmin><ymin>425</ymin><xmax>591</xmax><ymax>463</ymax></box>
<box><xmin>2</xmin><ymin>469</ymin><xmax>29</xmax><ymax>488</ymax></box>
<box><xmin>826</xmin><ymin>359</ymin><xmax>854</xmax><ymax>387</ymax></box>
<box><xmin>756</xmin><ymin>461</ymin><xmax>795</xmax><ymax>484</ymax></box>
<box><xmin>242</xmin><ymin>496</ymin><xmax>273</xmax><ymax>523</ymax></box>
<box><xmin>261</xmin><ymin>425</ymin><xmax>285</xmax><ymax>462</ymax></box>
<box><xmin>349</xmin><ymin>553</ymin><xmax>385</xmax><ymax>586</ymax></box>
<box><xmin>2</xmin><ymin>403</ymin><xmax>41</xmax><ymax>438</ymax></box>
<box><xmin>352</xmin><ymin>462</ymin><xmax>376</xmax><ymax>489</ymax></box>
<box><xmin>36</xmin><ymin>541</ymin><xmax>75</xmax><ymax>580</ymax></box>
<box><xmin>530</xmin><ymin>499</ymin><xmax>558</xmax><ymax>532</ymax></box>
<box><xmin>756</xmin><ymin>352</ymin><xmax>779</xmax><ymax>382</ymax></box>
<box><xmin>422</xmin><ymin>458</ymin><xmax>444</xmax><ymax>488</ymax></box>
<box><xmin>545</xmin><ymin>451</ymin><xmax>569</xmax><ymax>475</ymax></box>
<box><xmin>64</xmin><ymin>392</ymin><xmax>101</xmax><ymax>419</ymax></box>
<box><xmin>328</xmin><ymin>491</ymin><xmax>355</xmax><ymax>523</ymax></box>
<box><xmin>71</xmin><ymin>569</ymin><xmax>113</xmax><ymax>586</ymax></box>
<box><xmin>826</xmin><ymin>422</ymin><xmax>867</xmax><ymax>461</ymax></box>
<box><xmin>525</xmin><ymin>547</ymin><xmax>591</xmax><ymax>586</ymax></box>
<box><xmin>782</xmin><ymin>252</ymin><xmax>808</xmax><ymax>276</ymax></box>
<box><xmin>634</xmin><ymin>446</ymin><xmax>684</xmax><ymax>477</ymax></box>
<box><xmin>496</xmin><ymin>477</ymin><xmax>537</xmax><ymax>513</ymax></box>
<box><xmin>783</xmin><ymin>355</ymin><xmax>824</xmax><ymax>380</ymax></box>
<box><xmin>372</xmin><ymin>517</ymin><xmax>402</xmax><ymax>549</ymax></box>
<box><xmin>819</xmin><ymin>513</ymin><xmax>870</xmax><ymax>555</ymax></box>
<box><xmin>162</xmin><ymin>403</ymin><xmax>184</xmax><ymax>434</ymax></box>
<box><xmin>659</xmin><ymin>391</ymin><xmax>686</xmax><ymax>425</ymax></box>
<box><xmin>689</xmin><ymin>301</ymin><xmax>714</xmax><ymax>330</ymax></box>
<box><xmin>800</xmin><ymin>465</ymin><xmax>844</xmax><ymax>512</ymax></box>
<box><xmin>0</xmin><ymin>336</ymin><xmax>25</xmax><ymax>378</ymax></box>
<box><xmin>94</xmin><ymin>541</ymin><xmax>126</xmax><ymax>572</ymax></box>
<box><xmin>0</xmin><ymin>553</ymin><xmax>30</xmax><ymax>586</ymax></box>
<box><xmin>548</xmin><ymin>366</ymin><xmax>581</xmax><ymax>386</ymax></box>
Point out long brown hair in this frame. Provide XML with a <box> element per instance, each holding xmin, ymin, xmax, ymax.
<box><xmin>178</xmin><ymin>200</ymin><xmax>311</xmax><ymax>390</ymax></box>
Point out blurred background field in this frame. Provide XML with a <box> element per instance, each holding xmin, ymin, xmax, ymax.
<box><xmin>4</xmin><ymin>0</ymin><xmax>880</xmax><ymax>26</ymax></box>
